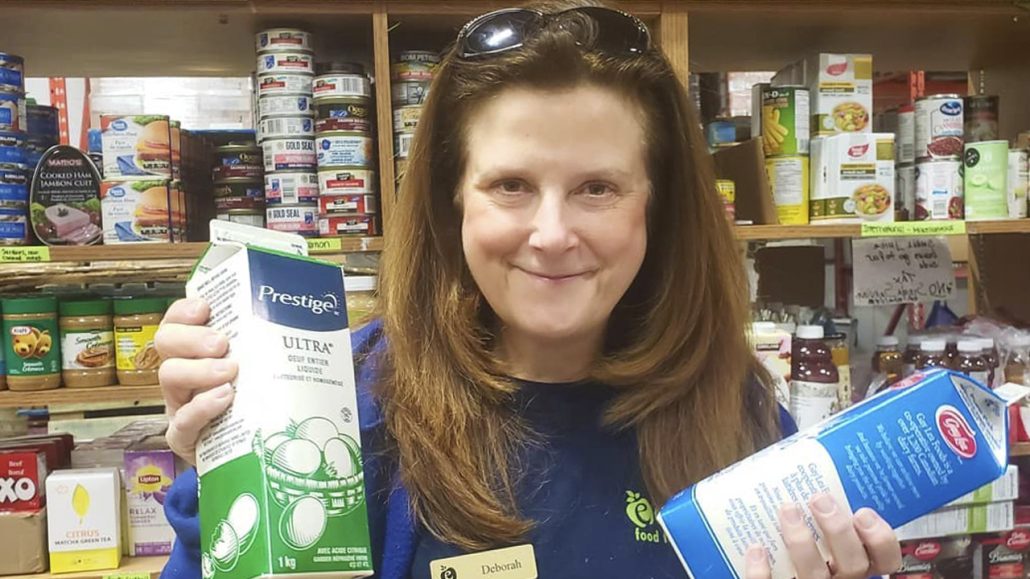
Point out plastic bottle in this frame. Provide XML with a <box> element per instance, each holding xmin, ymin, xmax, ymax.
<box><xmin>789</xmin><ymin>325</ymin><xmax>840</xmax><ymax>430</ymax></box>
<box><xmin>902</xmin><ymin>335</ymin><xmax>924</xmax><ymax>377</ymax></box>
<box><xmin>1004</xmin><ymin>335</ymin><xmax>1030</xmax><ymax>386</ymax></box>
<box><xmin>872</xmin><ymin>336</ymin><xmax>903</xmax><ymax>386</ymax></box>
<box><xmin>977</xmin><ymin>337</ymin><xmax>999</xmax><ymax>388</ymax></box>
<box><xmin>916</xmin><ymin>339</ymin><xmax>949</xmax><ymax>371</ymax></box>
<box><xmin>954</xmin><ymin>339</ymin><xmax>989</xmax><ymax>386</ymax></box>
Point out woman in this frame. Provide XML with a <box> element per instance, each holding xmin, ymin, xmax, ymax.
<box><xmin>158</xmin><ymin>2</ymin><xmax>902</xmax><ymax>577</ymax></box>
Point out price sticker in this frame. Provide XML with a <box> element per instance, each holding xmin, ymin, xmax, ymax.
<box><xmin>307</xmin><ymin>237</ymin><xmax>342</xmax><ymax>253</ymax></box>
<box><xmin>861</xmin><ymin>221</ymin><xmax>967</xmax><ymax>237</ymax></box>
<box><xmin>0</xmin><ymin>246</ymin><xmax>51</xmax><ymax>262</ymax></box>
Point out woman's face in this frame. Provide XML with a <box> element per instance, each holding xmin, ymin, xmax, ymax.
<box><xmin>460</xmin><ymin>84</ymin><xmax>651</xmax><ymax>344</ymax></box>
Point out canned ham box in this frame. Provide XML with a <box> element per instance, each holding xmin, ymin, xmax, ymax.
<box><xmin>318</xmin><ymin>194</ymin><xmax>378</xmax><ymax>215</ymax></box>
<box><xmin>318</xmin><ymin>213</ymin><xmax>380</xmax><ymax>236</ymax></box>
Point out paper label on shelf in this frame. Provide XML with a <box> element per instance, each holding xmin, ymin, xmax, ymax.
<box><xmin>307</xmin><ymin>237</ymin><xmax>342</xmax><ymax>252</ymax></box>
<box><xmin>861</xmin><ymin>221</ymin><xmax>967</xmax><ymax>237</ymax></box>
<box><xmin>0</xmin><ymin>246</ymin><xmax>51</xmax><ymax>262</ymax></box>
<box><xmin>103</xmin><ymin>573</ymin><xmax>152</xmax><ymax>579</ymax></box>
<box><xmin>852</xmin><ymin>237</ymin><xmax>955</xmax><ymax>306</ymax></box>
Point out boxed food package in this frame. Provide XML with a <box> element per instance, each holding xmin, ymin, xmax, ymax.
<box><xmin>100</xmin><ymin>178</ymin><xmax>176</xmax><ymax>243</ymax></box>
<box><xmin>891</xmin><ymin>536</ymin><xmax>976</xmax><ymax>579</ymax></box>
<box><xmin>124</xmin><ymin>437</ymin><xmax>177</xmax><ymax>557</ymax></box>
<box><xmin>0</xmin><ymin>449</ymin><xmax>46</xmax><ymax>512</ymax></box>
<box><xmin>775</xmin><ymin>53</ymin><xmax>873</xmax><ymax>137</ymax></box>
<box><xmin>810</xmin><ymin>132</ymin><xmax>896</xmax><ymax>223</ymax></box>
<box><xmin>658</xmin><ymin>372</ymin><xmax>1028</xmax><ymax>579</ymax></box>
<box><xmin>896</xmin><ymin>501</ymin><xmax>1014</xmax><ymax>541</ymax></box>
<box><xmin>946</xmin><ymin>464</ymin><xmax>1019</xmax><ymax>508</ymax></box>
<box><xmin>977</xmin><ymin>506</ymin><xmax>1030</xmax><ymax>579</ymax></box>
<box><xmin>46</xmin><ymin>467</ymin><xmax>123</xmax><ymax>574</ymax></box>
<box><xmin>100</xmin><ymin>115</ymin><xmax>172</xmax><ymax>178</ymax></box>
<box><xmin>188</xmin><ymin>222</ymin><xmax>373</xmax><ymax>578</ymax></box>
<box><xmin>0</xmin><ymin>433</ymin><xmax>71</xmax><ymax>471</ymax></box>
<box><xmin>0</xmin><ymin>507</ymin><xmax>48</xmax><ymax>575</ymax></box>
<box><xmin>750</xmin><ymin>322</ymin><xmax>791</xmax><ymax>408</ymax></box>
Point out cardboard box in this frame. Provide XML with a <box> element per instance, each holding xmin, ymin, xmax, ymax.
<box><xmin>100</xmin><ymin>115</ymin><xmax>172</xmax><ymax>178</ymax></box>
<box><xmin>945</xmin><ymin>464</ymin><xmax>1018</xmax><ymax>508</ymax></box>
<box><xmin>124</xmin><ymin>437</ymin><xmax>177</xmax><ymax>557</ymax></box>
<box><xmin>47</xmin><ymin>467</ymin><xmax>123</xmax><ymax>574</ymax></box>
<box><xmin>891</xmin><ymin>536</ymin><xmax>975</xmax><ymax>579</ymax></box>
<box><xmin>775</xmin><ymin>54</ymin><xmax>873</xmax><ymax>137</ymax></box>
<box><xmin>0</xmin><ymin>449</ymin><xmax>47</xmax><ymax>512</ymax></box>
<box><xmin>100</xmin><ymin>178</ymin><xmax>175</xmax><ymax>244</ymax></box>
<box><xmin>896</xmin><ymin>501</ymin><xmax>1015</xmax><ymax>541</ymax></box>
<box><xmin>976</xmin><ymin>506</ymin><xmax>1030</xmax><ymax>579</ymax></box>
<box><xmin>810</xmin><ymin>133</ymin><xmax>896</xmax><ymax>223</ymax></box>
<box><xmin>0</xmin><ymin>507</ymin><xmax>48</xmax><ymax>575</ymax></box>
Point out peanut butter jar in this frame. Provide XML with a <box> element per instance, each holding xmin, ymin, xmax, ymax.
<box><xmin>113</xmin><ymin>298</ymin><xmax>165</xmax><ymax>386</ymax></box>
<box><xmin>59</xmin><ymin>299</ymin><xmax>116</xmax><ymax>388</ymax></box>
<box><xmin>2</xmin><ymin>296</ymin><xmax>61</xmax><ymax>391</ymax></box>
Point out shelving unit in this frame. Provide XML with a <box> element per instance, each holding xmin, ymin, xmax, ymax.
<box><xmin>7</xmin><ymin>556</ymin><xmax>168</xmax><ymax>579</ymax></box>
<box><xmin>0</xmin><ymin>385</ymin><xmax>163</xmax><ymax>409</ymax></box>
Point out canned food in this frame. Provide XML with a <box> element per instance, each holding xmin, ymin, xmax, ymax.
<box><xmin>760</xmin><ymin>86</ymin><xmax>809</xmax><ymax>157</ymax></box>
<box><xmin>314</xmin><ymin>97</ymin><xmax>372</xmax><ymax>133</ymax></box>
<box><xmin>265</xmin><ymin>172</ymin><xmax>319</xmax><ymax>204</ymax></box>
<box><xmin>391</xmin><ymin>61</ymin><xmax>435</xmax><ymax>82</ymax></box>
<box><xmin>255</xmin><ymin>29</ymin><xmax>312</xmax><ymax>54</ymax></box>
<box><xmin>1008</xmin><ymin>149</ymin><xmax>1028</xmax><ymax>219</ymax></box>
<box><xmin>318</xmin><ymin>168</ymin><xmax>375</xmax><ymax>196</ymax></box>
<box><xmin>266</xmin><ymin>203</ymin><xmax>318</xmax><ymax>237</ymax></box>
<box><xmin>395</xmin><ymin>132</ymin><xmax>414</xmax><ymax>159</ymax></box>
<box><xmin>0</xmin><ymin>131</ymin><xmax>25</xmax><ymax>168</ymax></box>
<box><xmin>258</xmin><ymin>95</ymin><xmax>313</xmax><ymax>119</ymax></box>
<box><xmin>215</xmin><ymin>143</ymin><xmax>263</xmax><ymax>168</ymax></box>
<box><xmin>263</xmin><ymin>138</ymin><xmax>316</xmax><ymax>172</ymax></box>
<box><xmin>258</xmin><ymin>116</ymin><xmax>314</xmax><ymax>141</ymax></box>
<box><xmin>398</xmin><ymin>50</ymin><xmax>441</xmax><ymax>65</ymax></box>
<box><xmin>257</xmin><ymin>74</ymin><xmax>313</xmax><ymax>97</ymax></box>
<box><xmin>0</xmin><ymin>90</ymin><xmax>26</xmax><ymax>133</ymax></box>
<box><xmin>964</xmin><ymin>95</ymin><xmax>999</xmax><ymax>142</ymax></box>
<box><xmin>316</xmin><ymin>61</ymin><xmax>364</xmax><ymax>75</ymax></box>
<box><xmin>895</xmin><ymin>163</ymin><xmax>915</xmax><ymax>221</ymax></box>
<box><xmin>764</xmin><ymin>156</ymin><xmax>810</xmax><ymax>225</ymax></box>
<box><xmin>0</xmin><ymin>53</ymin><xmax>24</xmax><ymax>91</ymax></box>
<box><xmin>0</xmin><ymin>167</ymin><xmax>26</xmax><ymax>186</ymax></box>
<box><xmin>0</xmin><ymin>170</ymin><xmax>27</xmax><ymax>206</ymax></box>
<box><xmin>915</xmin><ymin>157</ymin><xmax>963</xmax><ymax>220</ymax></box>
<box><xmin>897</xmin><ymin>105</ymin><xmax>915</xmax><ymax>164</ymax></box>
<box><xmin>393</xmin><ymin>105</ymin><xmax>422</xmax><ymax>133</ymax></box>
<box><xmin>316</xmin><ymin>132</ymin><xmax>373</xmax><ymax>168</ymax></box>
<box><xmin>915</xmin><ymin>95</ymin><xmax>964</xmax><ymax>159</ymax></box>
<box><xmin>318</xmin><ymin>194</ymin><xmax>378</xmax><ymax>215</ymax></box>
<box><xmin>0</xmin><ymin>208</ymin><xmax>28</xmax><ymax>245</ymax></box>
<box><xmin>27</xmin><ymin>105</ymin><xmax>59</xmax><ymax>139</ymax></box>
<box><xmin>213</xmin><ymin>165</ymin><xmax>264</xmax><ymax>181</ymax></box>
<box><xmin>217</xmin><ymin>209</ymin><xmax>266</xmax><ymax>228</ymax></box>
<box><xmin>392</xmin><ymin>81</ymin><xmax>430</xmax><ymax>106</ymax></box>
<box><xmin>318</xmin><ymin>214</ymin><xmax>380</xmax><ymax>236</ymax></box>
<box><xmin>963</xmin><ymin>140</ymin><xmax>1009</xmax><ymax>221</ymax></box>
<box><xmin>213</xmin><ymin>178</ymin><xmax>263</xmax><ymax>199</ymax></box>
<box><xmin>215</xmin><ymin>196</ymin><xmax>266</xmax><ymax>212</ymax></box>
<box><xmin>715</xmin><ymin>179</ymin><xmax>735</xmax><ymax>220</ymax></box>
<box><xmin>312</xmin><ymin>74</ymin><xmax>371</xmax><ymax>99</ymax></box>
<box><xmin>257</xmin><ymin>52</ymin><xmax>315</xmax><ymax>76</ymax></box>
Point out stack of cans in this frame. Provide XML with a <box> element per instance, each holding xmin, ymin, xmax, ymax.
<box><xmin>391</xmin><ymin>50</ymin><xmax>437</xmax><ymax>184</ymax></box>
<box><xmin>313</xmin><ymin>62</ymin><xmax>378</xmax><ymax>237</ymax></box>
<box><xmin>913</xmin><ymin>95</ymin><xmax>965</xmax><ymax>221</ymax></box>
<box><xmin>25</xmin><ymin>103</ymin><xmax>58</xmax><ymax>172</ymax></box>
<box><xmin>0</xmin><ymin>51</ymin><xmax>28</xmax><ymax>245</ymax></box>
<box><xmin>256</xmin><ymin>28</ymin><xmax>319</xmax><ymax>237</ymax></box>
<box><xmin>212</xmin><ymin>142</ymin><xmax>265</xmax><ymax>228</ymax></box>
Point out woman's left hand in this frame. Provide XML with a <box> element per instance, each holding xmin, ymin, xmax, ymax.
<box><xmin>744</xmin><ymin>493</ymin><xmax>902</xmax><ymax>579</ymax></box>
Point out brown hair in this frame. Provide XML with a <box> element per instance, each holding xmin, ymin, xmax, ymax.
<box><xmin>377</xmin><ymin>0</ymin><xmax>780</xmax><ymax>550</ymax></box>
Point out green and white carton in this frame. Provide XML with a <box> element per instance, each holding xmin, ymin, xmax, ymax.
<box><xmin>188</xmin><ymin>221</ymin><xmax>373</xmax><ymax>578</ymax></box>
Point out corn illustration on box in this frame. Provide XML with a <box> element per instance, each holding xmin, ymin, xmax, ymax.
<box><xmin>189</xmin><ymin>222</ymin><xmax>373</xmax><ymax>579</ymax></box>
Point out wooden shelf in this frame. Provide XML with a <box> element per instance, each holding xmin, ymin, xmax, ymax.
<box><xmin>733</xmin><ymin>220</ymin><xmax>1030</xmax><ymax>241</ymax></box>
<box><xmin>8</xmin><ymin>556</ymin><xmax>168</xmax><ymax>579</ymax></box>
<box><xmin>966</xmin><ymin>220</ymin><xmax>1030</xmax><ymax>236</ymax></box>
<box><xmin>0</xmin><ymin>385</ymin><xmax>163</xmax><ymax>409</ymax></box>
<box><xmin>1011</xmin><ymin>442</ymin><xmax>1030</xmax><ymax>458</ymax></box>
<box><xmin>1</xmin><ymin>238</ymin><xmax>384</xmax><ymax>263</ymax></box>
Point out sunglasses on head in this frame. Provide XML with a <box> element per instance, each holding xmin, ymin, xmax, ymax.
<box><xmin>456</xmin><ymin>6</ymin><xmax>652</xmax><ymax>59</ymax></box>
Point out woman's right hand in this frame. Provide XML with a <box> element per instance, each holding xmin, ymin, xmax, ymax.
<box><xmin>156</xmin><ymin>298</ymin><xmax>238</xmax><ymax>466</ymax></box>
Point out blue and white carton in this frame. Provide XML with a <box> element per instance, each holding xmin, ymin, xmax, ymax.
<box><xmin>658</xmin><ymin>370</ymin><xmax>1027</xmax><ymax>579</ymax></box>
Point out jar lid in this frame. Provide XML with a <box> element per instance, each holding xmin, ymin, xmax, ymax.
<box><xmin>2</xmin><ymin>295</ymin><xmax>57</xmax><ymax>314</ymax></box>
<box><xmin>921</xmin><ymin>339</ymin><xmax>946</xmax><ymax>352</ymax></box>
<box><xmin>877</xmin><ymin>336</ymin><xmax>899</xmax><ymax>347</ymax></box>
<box><xmin>796</xmin><ymin>325</ymin><xmax>824</xmax><ymax>340</ymax></box>
<box><xmin>957</xmin><ymin>339</ymin><xmax>981</xmax><ymax>353</ymax></box>
<box><xmin>59</xmin><ymin>299</ymin><xmax>112</xmax><ymax>316</ymax></box>
<box><xmin>113</xmin><ymin>297</ymin><xmax>168</xmax><ymax>315</ymax></box>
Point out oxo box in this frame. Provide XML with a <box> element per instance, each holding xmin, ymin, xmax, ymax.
<box><xmin>659</xmin><ymin>370</ymin><xmax>1020</xmax><ymax>579</ymax></box>
<box><xmin>0</xmin><ymin>449</ymin><xmax>47</xmax><ymax>512</ymax></box>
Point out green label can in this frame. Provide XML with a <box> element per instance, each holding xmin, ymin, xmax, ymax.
<box><xmin>765</xmin><ymin>156</ymin><xmax>810</xmax><ymax>225</ymax></box>
<box><xmin>761</xmin><ymin>86</ymin><xmax>809</xmax><ymax>157</ymax></box>
<box><xmin>964</xmin><ymin>140</ymin><xmax>1009</xmax><ymax>220</ymax></box>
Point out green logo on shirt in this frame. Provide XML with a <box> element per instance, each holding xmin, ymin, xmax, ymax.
<box><xmin>625</xmin><ymin>491</ymin><xmax>667</xmax><ymax>544</ymax></box>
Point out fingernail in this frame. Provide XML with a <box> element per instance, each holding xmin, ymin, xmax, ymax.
<box><xmin>215</xmin><ymin>384</ymin><xmax>234</xmax><ymax>398</ymax></box>
<box><xmin>206</xmin><ymin>335</ymin><xmax>224</xmax><ymax>353</ymax></box>
<box><xmin>781</xmin><ymin>504</ymin><xmax>803</xmax><ymax>524</ymax></box>
<box><xmin>747</xmin><ymin>546</ymin><xmax>765</xmax><ymax>563</ymax></box>
<box><xmin>812</xmin><ymin>494</ymin><xmax>837</xmax><ymax>515</ymax></box>
<box><xmin>213</xmin><ymin>359</ymin><xmax>234</xmax><ymax>375</ymax></box>
<box><xmin>856</xmin><ymin>509</ymin><xmax>879</xmax><ymax>530</ymax></box>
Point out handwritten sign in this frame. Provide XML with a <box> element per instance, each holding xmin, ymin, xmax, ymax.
<box><xmin>861</xmin><ymin>221</ymin><xmax>967</xmax><ymax>237</ymax></box>
<box><xmin>852</xmin><ymin>237</ymin><xmax>955</xmax><ymax>306</ymax></box>
<box><xmin>307</xmin><ymin>238</ymin><xmax>341</xmax><ymax>253</ymax></box>
<box><xmin>0</xmin><ymin>246</ymin><xmax>50</xmax><ymax>262</ymax></box>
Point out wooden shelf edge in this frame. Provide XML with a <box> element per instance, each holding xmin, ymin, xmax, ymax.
<box><xmin>1011</xmin><ymin>442</ymin><xmax>1030</xmax><ymax>458</ymax></box>
<box><xmin>734</xmin><ymin>220</ymin><xmax>1030</xmax><ymax>241</ymax></box>
<box><xmin>0</xmin><ymin>385</ymin><xmax>163</xmax><ymax>409</ymax></box>
<box><xmin>8</xmin><ymin>556</ymin><xmax>168</xmax><ymax>579</ymax></box>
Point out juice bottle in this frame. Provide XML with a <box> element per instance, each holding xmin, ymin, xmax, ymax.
<box><xmin>902</xmin><ymin>335</ymin><xmax>924</xmax><ymax>377</ymax></box>
<box><xmin>789</xmin><ymin>325</ymin><xmax>840</xmax><ymax>430</ymax></box>
<box><xmin>953</xmin><ymin>339</ymin><xmax>989</xmax><ymax>386</ymax></box>
<box><xmin>1004</xmin><ymin>335</ymin><xmax>1030</xmax><ymax>386</ymax></box>
<box><xmin>916</xmin><ymin>339</ymin><xmax>949</xmax><ymax>371</ymax></box>
<box><xmin>977</xmin><ymin>337</ymin><xmax>999</xmax><ymax>388</ymax></box>
<box><xmin>872</xmin><ymin>336</ymin><xmax>903</xmax><ymax>386</ymax></box>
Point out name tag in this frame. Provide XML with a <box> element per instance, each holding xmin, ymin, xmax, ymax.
<box><xmin>430</xmin><ymin>544</ymin><xmax>538</xmax><ymax>579</ymax></box>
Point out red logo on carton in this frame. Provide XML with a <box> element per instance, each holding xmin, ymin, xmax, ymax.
<box><xmin>848</xmin><ymin>144</ymin><xmax>870</xmax><ymax>158</ymax></box>
<box><xmin>913</xmin><ymin>542</ymin><xmax>941</xmax><ymax>561</ymax></box>
<box><xmin>1007</xmin><ymin>530</ymin><xmax>1030</xmax><ymax>551</ymax></box>
<box><xmin>826</xmin><ymin>62</ymin><xmax>849</xmax><ymax>76</ymax></box>
<box><xmin>937</xmin><ymin>406</ymin><xmax>977</xmax><ymax>459</ymax></box>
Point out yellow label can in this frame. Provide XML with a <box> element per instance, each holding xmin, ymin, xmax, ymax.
<box><xmin>765</xmin><ymin>156</ymin><xmax>810</xmax><ymax>225</ymax></box>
